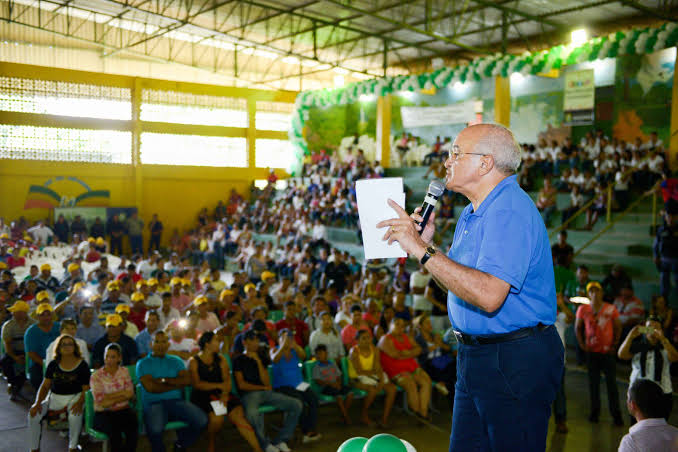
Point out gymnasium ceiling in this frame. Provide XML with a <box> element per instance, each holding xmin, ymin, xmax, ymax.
<box><xmin>0</xmin><ymin>0</ymin><xmax>677</xmax><ymax>90</ymax></box>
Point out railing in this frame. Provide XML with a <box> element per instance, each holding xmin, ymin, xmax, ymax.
<box><xmin>572</xmin><ymin>190</ymin><xmax>655</xmax><ymax>259</ymax></box>
<box><xmin>548</xmin><ymin>158</ymin><xmax>652</xmax><ymax>239</ymax></box>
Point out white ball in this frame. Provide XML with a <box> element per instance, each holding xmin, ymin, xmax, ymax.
<box><xmin>401</xmin><ymin>439</ymin><xmax>416</xmax><ymax>452</ymax></box>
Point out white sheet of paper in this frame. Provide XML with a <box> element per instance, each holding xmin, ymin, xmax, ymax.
<box><xmin>210</xmin><ymin>400</ymin><xmax>228</xmax><ymax>416</ymax></box>
<box><xmin>356</xmin><ymin>177</ymin><xmax>407</xmax><ymax>260</ymax></box>
<box><xmin>296</xmin><ymin>381</ymin><xmax>310</xmax><ymax>392</ymax></box>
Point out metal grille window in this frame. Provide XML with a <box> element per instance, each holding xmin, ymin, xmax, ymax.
<box><xmin>0</xmin><ymin>125</ymin><xmax>132</xmax><ymax>163</ymax></box>
<box><xmin>141</xmin><ymin>133</ymin><xmax>247</xmax><ymax>167</ymax></box>
<box><xmin>0</xmin><ymin>77</ymin><xmax>132</xmax><ymax>120</ymax></box>
<box><xmin>141</xmin><ymin>90</ymin><xmax>248</xmax><ymax>127</ymax></box>
<box><xmin>255</xmin><ymin>139</ymin><xmax>294</xmax><ymax>169</ymax></box>
<box><xmin>255</xmin><ymin>101</ymin><xmax>294</xmax><ymax>131</ymax></box>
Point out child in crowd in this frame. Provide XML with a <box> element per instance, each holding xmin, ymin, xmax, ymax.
<box><xmin>312</xmin><ymin>344</ymin><xmax>354</xmax><ymax>424</ymax></box>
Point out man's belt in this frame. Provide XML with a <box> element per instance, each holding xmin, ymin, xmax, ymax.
<box><xmin>453</xmin><ymin>323</ymin><xmax>552</xmax><ymax>345</ymax></box>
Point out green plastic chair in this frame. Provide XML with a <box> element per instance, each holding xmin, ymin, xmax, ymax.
<box><xmin>302</xmin><ymin>360</ymin><xmax>336</xmax><ymax>404</ymax></box>
<box><xmin>268</xmin><ymin>310</ymin><xmax>284</xmax><ymax>322</ymax></box>
<box><xmin>340</xmin><ymin>357</ymin><xmax>368</xmax><ymax>398</ymax></box>
<box><xmin>126</xmin><ymin>364</ymin><xmax>137</xmax><ymax>385</ymax></box>
<box><xmin>84</xmin><ymin>390</ymin><xmax>112</xmax><ymax>452</ymax></box>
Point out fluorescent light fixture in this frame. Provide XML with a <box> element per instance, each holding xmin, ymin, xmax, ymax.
<box><xmin>333</xmin><ymin>67</ymin><xmax>349</xmax><ymax>75</ymax></box>
<box><xmin>510</xmin><ymin>72</ymin><xmax>524</xmax><ymax>84</ymax></box>
<box><xmin>359</xmin><ymin>94</ymin><xmax>375</xmax><ymax>102</ymax></box>
<box><xmin>398</xmin><ymin>90</ymin><xmax>414</xmax><ymax>98</ymax></box>
<box><xmin>301</xmin><ymin>60</ymin><xmax>319</xmax><ymax>68</ymax></box>
<box><xmin>571</xmin><ymin>28</ymin><xmax>587</xmax><ymax>46</ymax></box>
<box><xmin>333</xmin><ymin>75</ymin><xmax>345</xmax><ymax>87</ymax></box>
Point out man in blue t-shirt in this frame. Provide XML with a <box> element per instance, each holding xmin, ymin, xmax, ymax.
<box><xmin>137</xmin><ymin>330</ymin><xmax>207</xmax><ymax>452</ymax></box>
<box><xmin>23</xmin><ymin>303</ymin><xmax>60</xmax><ymax>389</ymax></box>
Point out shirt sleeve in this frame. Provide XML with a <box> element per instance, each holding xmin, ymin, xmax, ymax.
<box><xmin>610</xmin><ymin>305</ymin><xmax>620</xmax><ymax>320</ymax></box>
<box><xmin>476</xmin><ymin>209</ymin><xmax>533</xmax><ymax>292</ymax></box>
<box><xmin>617</xmin><ymin>434</ymin><xmax>639</xmax><ymax>452</ymax></box>
<box><xmin>77</xmin><ymin>361</ymin><xmax>91</xmax><ymax>386</ymax></box>
<box><xmin>44</xmin><ymin>360</ymin><xmax>57</xmax><ymax>379</ymax></box>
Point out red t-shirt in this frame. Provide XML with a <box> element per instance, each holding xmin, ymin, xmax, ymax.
<box><xmin>7</xmin><ymin>256</ymin><xmax>25</xmax><ymax>269</ymax></box>
<box><xmin>275</xmin><ymin>318</ymin><xmax>309</xmax><ymax>347</ymax></box>
<box><xmin>128</xmin><ymin>308</ymin><xmax>147</xmax><ymax>332</ymax></box>
<box><xmin>576</xmin><ymin>303</ymin><xmax>619</xmax><ymax>353</ymax></box>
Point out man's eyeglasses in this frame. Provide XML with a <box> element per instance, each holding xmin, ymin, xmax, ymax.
<box><xmin>447</xmin><ymin>145</ymin><xmax>488</xmax><ymax>161</ymax></box>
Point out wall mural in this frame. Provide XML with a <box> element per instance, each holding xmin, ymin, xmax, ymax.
<box><xmin>24</xmin><ymin>176</ymin><xmax>110</xmax><ymax>210</ymax></box>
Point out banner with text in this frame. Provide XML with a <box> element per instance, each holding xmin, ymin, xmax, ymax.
<box><xmin>400</xmin><ymin>100</ymin><xmax>476</xmax><ymax>128</ymax></box>
<box><xmin>563</xmin><ymin>69</ymin><xmax>595</xmax><ymax>126</ymax></box>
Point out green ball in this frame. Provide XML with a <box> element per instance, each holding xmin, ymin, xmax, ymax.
<box><xmin>364</xmin><ymin>434</ymin><xmax>407</xmax><ymax>452</ymax></box>
<box><xmin>337</xmin><ymin>437</ymin><xmax>368</xmax><ymax>452</ymax></box>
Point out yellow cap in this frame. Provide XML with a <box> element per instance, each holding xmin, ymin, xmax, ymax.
<box><xmin>220</xmin><ymin>289</ymin><xmax>234</xmax><ymax>299</ymax></box>
<box><xmin>36</xmin><ymin>303</ymin><xmax>53</xmax><ymax>315</ymax></box>
<box><xmin>200</xmin><ymin>276</ymin><xmax>211</xmax><ymax>284</ymax></box>
<box><xmin>105</xmin><ymin>314</ymin><xmax>123</xmax><ymax>327</ymax></box>
<box><xmin>67</xmin><ymin>263</ymin><xmax>80</xmax><ymax>273</ymax></box>
<box><xmin>96</xmin><ymin>237</ymin><xmax>105</xmax><ymax>245</ymax></box>
<box><xmin>170</xmin><ymin>277</ymin><xmax>182</xmax><ymax>286</ymax></box>
<box><xmin>106</xmin><ymin>281</ymin><xmax>120</xmax><ymax>291</ymax></box>
<box><xmin>23</xmin><ymin>235</ymin><xmax>32</xmax><ymax>242</ymax></box>
<box><xmin>0</xmin><ymin>233</ymin><xmax>8</xmax><ymax>239</ymax></box>
<box><xmin>70</xmin><ymin>282</ymin><xmax>85</xmax><ymax>294</ymax></box>
<box><xmin>586</xmin><ymin>281</ymin><xmax>603</xmax><ymax>293</ymax></box>
<box><xmin>147</xmin><ymin>278</ymin><xmax>158</xmax><ymax>286</ymax></box>
<box><xmin>244</xmin><ymin>283</ymin><xmax>256</xmax><ymax>293</ymax></box>
<box><xmin>136</xmin><ymin>280</ymin><xmax>147</xmax><ymax>290</ymax></box>
<box><xmin>87</xmin><ymin>237</ymin><xmax>95</xmax><ymax>243</ymax></box>
<box><xmin>89</xmin><ymin>294</ymin><xmax>102</xmax><ymax>302</ymax></box>
<box><xmin>261</xmin><ymin>271</ymin><xmax>276</xmax><ymax>280</ymax></box>
<box><xmin>131</xmin><ymin>291</ymin><xmax>145</xmax><ymax>302</ymax></box>
<box><xmin>8</xmin><ymin>301</ymin><xmax>30</xmax><ymax>312</ymax></box>
<box><xmin>194</xmin><ymin>295</ymin><xmax>209</xmax><ymax>306</ymax></box>
<box><xmin>115</xmin><ymin>304</ymin><xmax>131</xmax><ymax>314</ymax></box>
<box><xmin>181</xmin><ymin>278</ymin><xmax>191</xmax><ymax>286</ymax></box>
<box><xmin>0</xmin><ymin>262</ymin><xmax>8</xmax><ymax>270</ymax></box>
<box><xmin>36</xmin><ymin>290</ymin><xmax>50</xmax><ymax>302</ymax></box>
<box><xmin>40</xmin><ymin>263</ymin><xmax>51</xmax><ymax>271</ymax></box>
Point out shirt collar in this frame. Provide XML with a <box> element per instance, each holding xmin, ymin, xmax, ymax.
<box><xmin>469</xmin><ymin>175</ymin><xmax>518</xmax><ymax>217</ymax></box>
<box><xmin>629</xmin><ymin>418</ymin><xmax>667</xmax><ymax>433</ymax></box>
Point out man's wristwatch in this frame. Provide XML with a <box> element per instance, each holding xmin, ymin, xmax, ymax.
<box><xmin>420</xmin><ymin>245</ymin><xmax>437</xmax><ymax>265</ymax></box>
<box><xmin>161</xmin><ymin>377</ymin><xmax>167</xmax><ymax>384</ymax></box>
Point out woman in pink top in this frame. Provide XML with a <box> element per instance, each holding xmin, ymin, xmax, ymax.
<box><xmin>378</xmin><ymin>315</ymin><xmax>432</xmax><ymax>420</ymax></box>
<box><xmin>194</xmin><ymin>295</ymin><xmax>220</xmax><ymax>334</ymax></box>
<box><xmin>89</xmin><ymin>343</ymin><xmax>138</xmax><ymax>452</ymax></box>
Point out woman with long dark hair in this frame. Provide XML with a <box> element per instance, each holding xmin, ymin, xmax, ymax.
<box><xmin>89</xmin><ymin>343</ymin><xmax>138</xmax><ymax>452</ymax></box>
<box><xmin>188</xmin><ymin>331</ymin><xmax>263</xmax><ymax>452</ymax></box>
<box><xmin>28</xmin><ymin>334</ymin><xmax>90</xmax><ymax>452</ymax></box>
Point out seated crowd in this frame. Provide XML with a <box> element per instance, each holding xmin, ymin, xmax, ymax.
<box><xmin>1</xmin><ymin>125</ymin><xmax>677</xmax><ymax>452</ymax></box>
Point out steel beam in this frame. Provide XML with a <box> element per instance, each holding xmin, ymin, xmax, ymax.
<box><xmin>470</xmin><ymin>0</ymin><xmax>566</xmax><ymax>31</ymax></box>
<box><xmin>619</xmin><ymin>0</ymin><xmax>677</xmax><ymax>21</ymax></box>
<box><xmin>322</xmin><ymin>0</ymin><xmax>487</xmax><ymax>53</ymax></box>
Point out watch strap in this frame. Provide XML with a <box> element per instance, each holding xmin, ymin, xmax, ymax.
<box><xmin>420</xmin><ymin>246</ymin><xmax>436</xmax><ymax>265</ymax></box>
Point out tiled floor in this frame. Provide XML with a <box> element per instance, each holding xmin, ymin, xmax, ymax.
<box><xmin>1</xmin><ymin>367</ymin><xmax>675</xmax><ymax>452</ymax></box>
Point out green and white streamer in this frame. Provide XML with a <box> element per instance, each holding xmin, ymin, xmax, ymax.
<box><xmin>288</xmin><ymin>23</ymin><xmax>678</xmax><ymax>175</ymax></box>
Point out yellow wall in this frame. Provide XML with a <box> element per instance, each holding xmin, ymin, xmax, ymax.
<box><xmin>0</xmin><ymin>159</ymin><xmax>283</xmax><ymax>245</ymax></box>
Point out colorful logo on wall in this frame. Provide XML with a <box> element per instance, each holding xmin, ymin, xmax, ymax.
<box><xmin>24</xmin><ymin>177</ymin><xmax>110</xmax><ymax>209</ymax></box>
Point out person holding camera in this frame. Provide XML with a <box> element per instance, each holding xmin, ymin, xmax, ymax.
<box><xmin>618</xmin><ymin>315</ymin><xmax>678</xmax><ymax>422</ymax></box>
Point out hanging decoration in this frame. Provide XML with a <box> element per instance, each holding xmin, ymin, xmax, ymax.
<box><xmin>288</xmin><ymin>22</ymin><xmax>678</xmax><ymax>174</ymax></box>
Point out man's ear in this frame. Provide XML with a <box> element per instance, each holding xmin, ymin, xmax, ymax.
<box><xmin>479</xmin><ymin>155</ymin><xmax>494</xmax><ymax>175</ymax></box>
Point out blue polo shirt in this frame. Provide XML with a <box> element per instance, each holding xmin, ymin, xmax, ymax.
<box><xmin>271</xmin><ymin>349</ymin><xmax>303</xmax><ymax>389</ymax></box>
<box><xmin>136</xmin><ymin>354</ymin><xmax>185</xmax><ymax>408</ymax></box>
<box><xmin>447</xmin><ymin>175</ymin><xmax>556</xmax><ymax>335</ymax></box>
<box><xmin>24</xmin><ymin>322</ymin><xmax>60</xmax><ymax>368</ymax></box>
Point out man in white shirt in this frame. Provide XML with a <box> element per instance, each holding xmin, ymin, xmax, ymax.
<box><xmin>618</xmin><ymin>378</ymin><xmax>678</xmax><ymax>452</ymax></box>
<box><xmin>27</xmin><ymin>221</ymin><xmax>54</xmax><ymax>246</ymax></box>
<box><xmin>642</xmin><ymin>131</ymin><xmax>664</xmax><ymax>151</ymax></box>
<box><xmin>137</xmin><ymin>252</ymin><xmax>159</xmax><ymax>279</ymax></box>
<box><xmin>410</xmin><ymin>265</ymin><xmax>432</xmax><ymax>313</ymax></box>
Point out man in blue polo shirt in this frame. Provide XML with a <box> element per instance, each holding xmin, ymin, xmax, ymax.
<box><xmin>137</xmin><ymin>330</ymin><xmax>207</xmax><ymax>452</ymax></box>
<box><xmin>380</xmin><ymin>123</ymin><xmax>563</xmax><ymax>452</ymax></box>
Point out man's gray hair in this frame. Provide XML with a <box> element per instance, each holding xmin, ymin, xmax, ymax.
<box><xmin>475</xmin><ymin>124</ymin><xmax>522</xmax><ymax>174</ymax></box>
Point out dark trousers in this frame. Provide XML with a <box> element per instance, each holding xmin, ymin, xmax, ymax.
<box><xmin>93</xmin><ymin>407</ymin><xmax>139</xmax><ymax>452</ymax></box>
<box><xmin>275</xmin><ymin>386</ymin><xmax>319</xmax><ymax>433</ymax></box>
<box><xmin>449</xmin><ymin>326</ymin><xmax>563</xmax><ymax>452</ymax></box>
<box><xmin>29</xmin><ymin>362</ymin><xmax>43</xmax><ymax>390</ymax></box>
<box><xmin>422</xmin><ymin>360</ymin><xmax>456</xmax><ymax>410</ymax></box>
<box><xmin>659</xmin><ymin>258</ymin><xmax>678</xmax><ymax>299</ymax></box>
<box><xmin>0</xmin><ymin>353</ymin><xmax>25</xmax><ymax>390</ymax></box>
<box><xmin>130</xmin><ymin>235</ymin><xmax>143</xmax><ymax>255</ymax></box>
<box><xmin>110</xmin><ymin>236</ymin><xmax>123</xmax><ymax>256</ymax></box>
<box><xmin>142</xmin><ymin>399</ymin><xmax>207</xmax><ymax>452</ymax></box>
<box><xmin>149</xmin><ymin>235</ymin><xmax>161</xmax><ymax>253</ymax></box>
<box><xmin>586</xmin><ymin>352</ymin><xmax>622</xmax><ymax>420</ymax></box>
<box><xmin>552</xmin><ymin>368</ymin><xmax>566</xmax><ymax>422</ymax></box>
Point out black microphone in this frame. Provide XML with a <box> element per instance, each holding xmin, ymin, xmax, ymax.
<box><xmin>416</xmin><ymin>180</ymin><xmax>445</xmax><ymax>234</ymax></box>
